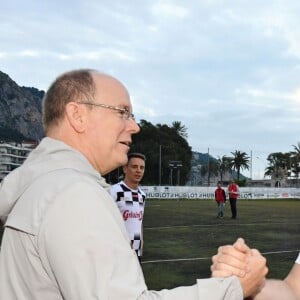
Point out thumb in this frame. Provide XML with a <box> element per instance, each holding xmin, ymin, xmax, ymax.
<box><xmin>233</xmin><ymin>238</ymin><xmax>251</xmax><ymax>254</ymax></box>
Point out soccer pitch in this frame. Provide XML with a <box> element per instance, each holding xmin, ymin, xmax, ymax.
<box><xmin>141</xmin><ymin>198</ymin><xmax>300</xmax><ymax>290</ymax></box>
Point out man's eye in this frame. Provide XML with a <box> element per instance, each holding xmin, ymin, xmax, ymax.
<box><xmin>118</xmin><ymin>108</ymin><xmax>130</xmax><ymax>119</ymax></box>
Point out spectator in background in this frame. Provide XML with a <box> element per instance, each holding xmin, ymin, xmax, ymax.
<box><xmin>215</xmin><ymin>182</ymin><xmax>226</xmax><ymax>218</ymax></box>
<box><xmin>227</xmin><ymin>179</ymin><xmax>239</xmax><ymax>219</ymax></box>
<box><xmin>109</xmin><ymin>153</ymin><xmax>146</xmax><ymax>261</ymax></box>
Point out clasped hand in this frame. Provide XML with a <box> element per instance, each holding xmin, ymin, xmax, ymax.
<box><xmin>211</xmin><ymin>238</ymin><xmax>268</xmax><ymax>298</ymax></box>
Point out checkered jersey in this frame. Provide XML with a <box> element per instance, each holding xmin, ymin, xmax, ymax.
<box><xmin>109</xmin><ymin>181</ymin><xmax>146</xmax><ymax>257</ymax></box>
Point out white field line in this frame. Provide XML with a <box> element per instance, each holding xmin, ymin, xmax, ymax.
<box><xmin>141</xmin><ymin>249</ymin><xmax>300</xmax><ymax>264</ymax></box>
<box><xmin>145</xmin><ymin>222</ymin><xmax>300</xmax><ymax>230</ymax></box>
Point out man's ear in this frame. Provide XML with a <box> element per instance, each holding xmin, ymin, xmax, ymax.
<box><xmin>65</xmin><ymin>102</ymin><xmax>86</xmax><ymax>133</ymax></box>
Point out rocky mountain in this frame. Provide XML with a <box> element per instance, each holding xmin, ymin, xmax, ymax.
<box><xmin>0</xmin><ymin>71</ymin><xmax>44</xmax><ymax>142</ymax></box>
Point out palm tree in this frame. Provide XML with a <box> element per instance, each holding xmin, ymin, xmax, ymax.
<box><xmin>229</xmin><ymin>150</ymin><xmax>250</xmax><ymax>180</ymax></box>
<box><xmin>292</xmin><ymin>142</ymin><xmax>300</xmax><ymax>184</ymax></box>
<box><xmin>265</xmin><ymin>152</ymin><xmax>290</xmax><ymax>180</ymax></box>
<box><xmin>171</xmin><ymin>121</ymin><xmax>188</xmax><ymax>139</ymax></box>
<box><xmin>217</xmin><ymin>155</ymin><xmax>231</xmax><ymax>181</ymax></box>
<box><xmin>292</xmin><ymin>142</ymin><xmax>300</xmax><ymax>154</ymax></box>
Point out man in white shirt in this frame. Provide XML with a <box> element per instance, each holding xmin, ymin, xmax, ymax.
<box><xmin>110</xmin><ymin>153</ymin><xmax>146</xmax><ymax>261</ymax></box>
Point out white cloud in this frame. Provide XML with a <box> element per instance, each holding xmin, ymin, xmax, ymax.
<box><xmin>19</xmin><ymin>50</ymin><xmax>40</xmax><ymax>57</ymax></box>
<box><xmin>151</xmin><ymin>3</ymin><xmax>188</xmax><ymax>19</ymax></box>
<box><xmin>1</xmin><ymin>0</ymin><xmax>300</xmax><ymax>179</ymax></box>
<box><xmin>289</xmin><ymin>87</ymin><xmax>300</xmax><ymax>104</ymax></box>
<box><xmin>57</xmin><ymin>49</ymin><xmax>137</xmax><ymax>62</ymax></box>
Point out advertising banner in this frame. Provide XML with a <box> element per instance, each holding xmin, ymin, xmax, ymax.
<box><xmin>142</xmin><ymin>186</ymin><xmax>300</xmax><ymax>199</ymax></box>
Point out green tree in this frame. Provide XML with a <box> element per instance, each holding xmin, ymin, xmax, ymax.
<box><xmin>292</xmin><ymin>142</ymin><xmax>300</xmax><ymax>154</ymax></box>
<box><xmin>200</xmin><ymin>159</ymin><xmax>218</xmax><ymax>186</ymax></box>
<box><xmin>208</xmin><ymin>159</ymin><xmax>219</xmax><ymax>186</ymax></box>
<box><xmin>291</xmin><ymin>142</ymin><xmax>300</xmax><ymax>182</ymax></box>
<box><xmin>171</xmin><ymin>121</ymin><xmax>188</xmax><ymax>139</ymax></box>
<box><xmin>229</xmin><ymin>150</ymin><xmax>250</xmax><ymax>180</ymax></box>
<box><xmin>105</xmin><ymin>119</ymin><xmax>192</xmax><ymax>185</ymax></box>
<box><xmin>265</xmin><ymin>152</ymin><xmax>290</xmax><ymax>180</ymax></box>
<box><xmin>217</xmin><ymin>155</ymin><xmax>232</xmax><ymax>181</ymax></box>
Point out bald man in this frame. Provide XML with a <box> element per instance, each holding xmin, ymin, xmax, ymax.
<box><xmin>0</xmin><ymin>69</ymin><xmax>267</xmax><ymax>299</ymax></box>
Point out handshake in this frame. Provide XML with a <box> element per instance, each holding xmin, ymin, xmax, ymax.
<box><xmin>211</xmin><ymin>238</ymin><xmax>268</xmax><ymax>299</ymax></box>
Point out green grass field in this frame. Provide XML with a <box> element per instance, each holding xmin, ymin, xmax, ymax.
<box><xmin>141</xmin><ymin>198</ymin><xmax>300</xmax><ymax>290</ymax></box>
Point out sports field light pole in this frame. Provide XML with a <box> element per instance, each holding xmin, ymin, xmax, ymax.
<box><xmin>168</xmin><ymin>161</ymin><xmax>183</xmax><ymax>186</ymax></box>
<box><xmin>168</xmin><ymin>161</ymin><xmax>174</xmax><ymax>185</ymax></box>
<box><xmin>256</xmin><ymin>156</ymin><xmax>267</xmax><ymax>180</ymax></box>
<box><xmin>158</xmin><ymin>145</ymin><xmax>162</xmax><ymax>186</ymax></box>
<box><xmin>176</xmin><ymin>161</ymin><xmax>183</xmax><ymax>186</ymax></box>
<box><xmin>255</xmin><ymin>156</ymin><xmax>262</xmax><ymax>180</ymax></box>
<box><xmin>296</xmin><ymin>162</ymin><xmax>300</xmax><ymax>188</ymax></box>
<box><xmin>207</xmin><ymin>148</ymin><xmax>210</xmax><ymax>186</ymax></box>
<box><xmin>250</xmin><ymin>150</ymin><xmax>253</xmax><ymax>180</ymax></box>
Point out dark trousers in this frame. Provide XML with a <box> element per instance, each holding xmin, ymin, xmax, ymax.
<box><xmin>229</xmin><ymin>198</ymin><xmax>237</xmax><ymax>219</ymax></box>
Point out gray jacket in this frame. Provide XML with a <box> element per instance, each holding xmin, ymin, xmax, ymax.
<box><xmin>0</xmin><ymin>137</ymin><xmax>243</xmax><ymax>299</ymax></box>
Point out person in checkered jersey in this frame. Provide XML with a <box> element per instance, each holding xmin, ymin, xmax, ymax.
<box><xmin>109</xmin><ymin>153</ymin><xmax>146</xmax><ymax>261</ymax></box>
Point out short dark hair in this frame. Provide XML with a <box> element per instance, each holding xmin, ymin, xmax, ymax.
<box><xmin>42</xmin><ymin>69</ymin><xmax>96</xmax><ymax>134</ymax></box>
<box><xmin>127</xmin><ymin>152</ymin><xmax>146</xmax><ymax>162</ymax></box>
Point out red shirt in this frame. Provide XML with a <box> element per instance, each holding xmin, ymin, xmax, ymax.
<box><xmin>215</xmin><ymin>187</ymin><xmax>226</xmax><ymax>203</ymax></box>
<box><xmin>228</xmin><ymin>183</ymin><xmax>238</xmax><ymax>199</ymax></box>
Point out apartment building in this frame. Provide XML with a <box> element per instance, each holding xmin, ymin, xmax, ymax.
<box><xmin>0</xmin><ymin>141</ymin><xmax>38</xmax><ymax>181</ymax></box>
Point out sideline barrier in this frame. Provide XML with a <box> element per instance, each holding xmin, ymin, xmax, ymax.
<box><xmin>142</xmin><ymin>186</ymin><xmax>300</xmax><ymax>199</ymax></box>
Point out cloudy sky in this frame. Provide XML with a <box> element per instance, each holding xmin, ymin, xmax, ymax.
<box><xmin>1</xmin><ymin>0</ymin><xmax>300</xmax><ymax>179</ymax></box>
